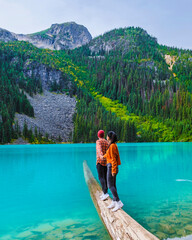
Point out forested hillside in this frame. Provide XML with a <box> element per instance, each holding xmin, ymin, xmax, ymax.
<box><xmin>0</xmin><ymin>26</ymin><xmax>191</xmax><ymax>144</ymax></box>
<box><xmin>68</xmin><ymin>27</ymin><xmax>192</xmax><ymax>142</ymax></box>
<box><xmin>0</xmin><ymin>41</ymin><xmax>137</xmax><ymax>144</ymax></box>
<box><xmin>0</xmin><ymin>46</ymin><xmax>36</xmax><ymax>143</ymax></box>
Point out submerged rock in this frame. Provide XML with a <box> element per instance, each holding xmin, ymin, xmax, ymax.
<box><xmin>155</xmin><ymin>231</ymin><xmax>167</xmax><ymax>239</ymax></box>
<box><xmin>63</xmin><ymin>232</ymin><xmax>74</xmax><ymax>239</ymax></box>
<box><xmin>159</xmin><ymin>223</ymin><xmax>176</xmax><ymax>234</ymax></box>
<box><xmin>16</xmin><ymin>230</ymin><xmax>33</xmax><ymax>238</ymax></box>
<box><xmin>184</xmin><ymin>225</ymin><xmax>192</xmax><ymax>232</ymax></box>
<box><xmin>51</xmin><ymin>219</ymin><xmax>78</xmax><ymax>228</ymax></box>
<box><xmin>31</xmin><ymin>223</ymin><xmax>54</xmax><ymax>233</ymax></box>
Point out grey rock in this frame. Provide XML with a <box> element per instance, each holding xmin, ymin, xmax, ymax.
<box><xmin>88</xmin><ymin>28</ymin><xmax>156</xmax><ymax>55</ymax></box>
<box><xmin>139</xmin><ymin>61</ymin><xmax>155</xmax><ymax>69</ymax></box>
<box><xmin>23</xmin><ymin>59</ymin><xmax>72</xmax><ymax>90</ymax></box>
<box><xmin>88</xmin><ymin>31</ymin><xmax>133</xmax><ymax>54</ymax></box>
<box><xmin>89</xmin><ymin>38</ymin><xmax>118</xmax><ymax>54</ymax></box>
<box><xmin>88</xmin><ymin>55</ymin><xmax>105</xmax><ymax>60</ymax></box>
<box><xmin>15</xmin><ymin>91</ymin><xmax>76</xmax><ymax>142</ymax></box>
<box><xmin>0</xmin><ymin>28</ymin><xmax>17</xmax><ymax>42</ymax></box>
<box><xmin>16</xmin><ymin>22</ymin><xmax>92</xmax><ymax>50</ymax></box>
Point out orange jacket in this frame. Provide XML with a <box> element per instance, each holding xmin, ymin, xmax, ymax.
<box><xmin>103</xmin><ymin>143</ymin><xmax>121</xmax><ymax>174</ymax></box>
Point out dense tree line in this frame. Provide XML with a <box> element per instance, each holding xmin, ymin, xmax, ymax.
<box><xmin>73</xmin><ymin>88</ymin><xmax>137</xmax><ymax>143</ymax></box>
<box><xmin>22</xmin><ymin>122</ymin><xmax>55</xmax><ymax>144</ymax></box>
<box><xmin>0</xmin><ymin>50</ymin><xmax>34</xmax><ymax>143</ymax></box>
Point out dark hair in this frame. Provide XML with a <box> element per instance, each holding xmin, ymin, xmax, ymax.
<box><xmin>107</xmin><ymin>131</ymin><xmax>118</xmax><ymax>147</ymax></box>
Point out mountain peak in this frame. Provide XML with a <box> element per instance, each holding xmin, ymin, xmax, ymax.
<box><xmin>88</xmin><ymin>26</ymin><xmax>157</xmax><ymax>54</ymax></box>
<box><xmin>19</xmin><ymin>22</ymin><xmax>92</xmax><ymax>50</ymax></box>
<box><xmin>0</xmin><ymin>27</ymin><xmax>17</xmax><ymax>42</ymax></box>
<box><xmin>0</xmin><ymin>22</ymin><xmax>92</xmax><ymax>50</ymax></box>
<box><xmin>50</xmin><ymin>21</ymin><xmax>77</xmax><ymax>27</ymax></box>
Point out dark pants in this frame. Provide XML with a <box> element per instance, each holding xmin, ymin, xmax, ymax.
<box><xmin>96</xmin><ymin>163</ymin><xmax>108</xmax><ymax>194</ymax></box>
<box><xmin>107</xmin><ymin>163</ymin><xmax>120</xmax><ymax>202</ymax></box>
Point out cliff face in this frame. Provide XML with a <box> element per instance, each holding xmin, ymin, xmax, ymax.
<box><xmin>0</xmin><ymin>28</ymin><xmax>17</xmax><ymax>42</ymax></box>
<box><xmin>0</xmin><ymin>22</ymin><xmax>92</xmax><ymax>50</ymax></box>
<box><xmin>23</xmin><ymin>59</ymin><xmax>72</xmax><ymax>91</ymax></box>
<box><xmin>17</xmin><ymin>22</ymin><xmax>92</xmax><ymax>50</ymax></box>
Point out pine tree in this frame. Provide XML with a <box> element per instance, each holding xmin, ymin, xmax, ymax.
<box><xmin>23</xmin><ymin>122</ymin><xmax>28</xmax><ymax>139</ymax></box>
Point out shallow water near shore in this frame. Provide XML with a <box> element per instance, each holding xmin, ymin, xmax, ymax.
<box><xmin>0</xmin><ymin>143</ymin><xmax>192</xmax><ymax>240</ymax></box>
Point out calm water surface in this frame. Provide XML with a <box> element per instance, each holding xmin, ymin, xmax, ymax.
<box><xmin>0</xmin><ymin>143</ymin><xmax>192</xmax><ymax>240</ymax></box>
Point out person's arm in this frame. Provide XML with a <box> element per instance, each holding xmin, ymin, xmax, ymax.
<box><xmin>116</xmin><ymin>147</ymin><xmax>121</xmax><ymax>165</ymax></box>
<box><xmin>110</xmin><ymin>144</ymin><xmax>118</xmax><ymax>175</ymax></box>
<box><xmin>103</xmin><ymin>142</ymin><xmax>109</xmax><ymax>158</ymax></box>
<box><xmin>103</xmin><ymin>148</ymin><xmax>108</xmax><ymax>159</ymax></box>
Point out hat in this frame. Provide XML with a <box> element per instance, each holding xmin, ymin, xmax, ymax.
<box><xmin>97</xmin><ymin>130</ymin><xmax>105</xmax><ymax>138</ymax></box>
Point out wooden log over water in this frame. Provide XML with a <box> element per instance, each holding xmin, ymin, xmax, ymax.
<box><xmin>83</xmin><ymin>161</ymin><xmax>159</xmax><ymax>240</ymax></box>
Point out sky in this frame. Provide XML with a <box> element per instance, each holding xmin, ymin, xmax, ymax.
<box><xmin>0</xmin><ymin>0</ymin><xmax>191</xmax><ymax>49</ymax></box>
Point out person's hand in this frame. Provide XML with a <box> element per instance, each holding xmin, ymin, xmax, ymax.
<box><xmin>112</xmin><ymin>173</ymin><xmax>116</xmax><ymax>177</ymax></box>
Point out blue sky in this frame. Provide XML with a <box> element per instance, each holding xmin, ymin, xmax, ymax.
<box><xmin>0</xmin><ymin>0</ymin><xmax>191</xmax><ymax>49</ymax></box>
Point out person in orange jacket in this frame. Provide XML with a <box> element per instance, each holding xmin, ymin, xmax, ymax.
<box><xmin>102</xmin><ymin>131</ymin><xmax>124</xmax><ymax>212</ymax></box>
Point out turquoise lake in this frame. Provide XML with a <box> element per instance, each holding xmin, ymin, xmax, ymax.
<box><xmin>0</xmin><ymin>143</ymin><xmax>192</xmax><ymax>240</ymax></box>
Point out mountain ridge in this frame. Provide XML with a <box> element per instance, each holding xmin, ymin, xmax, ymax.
<box><xmin>0</xmin><ymin>22</ymin><xmax>92</xmax><ymax>50</ymax></box>
<box><xmin>1</xmin><ymin>23</ymin><xmax>191</xmax><ymax>52</ymax></box>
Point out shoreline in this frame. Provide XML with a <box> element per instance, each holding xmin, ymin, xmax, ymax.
<box><xmin>3</xmin><ymin>140</ymin><xmax>192</xmax><ymax>146</ymax></box>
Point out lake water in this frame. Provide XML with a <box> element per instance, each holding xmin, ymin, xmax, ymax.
<box><xmin>0</xmin><ymin>143</ymin><xmax>192</xmax><ymax>240</ymax></box>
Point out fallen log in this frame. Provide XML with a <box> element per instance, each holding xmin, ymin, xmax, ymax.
<box><xmin>83</xmin><ymin>160</ymin><xmax>159</xmax><ymax>240</ymax></box>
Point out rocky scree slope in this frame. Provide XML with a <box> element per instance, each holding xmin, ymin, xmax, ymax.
<box><xmin>15</xmin><ymin>91</ymin><xmax>76</xmax><ymax>142</ymax></box>
<box><xmin>16</xmin><ymin>58</ymin><xmax>76</xmax><ymax>141</ymax></box>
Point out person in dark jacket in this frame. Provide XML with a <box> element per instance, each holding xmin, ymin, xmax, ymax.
<box><xmin>102</xmin><ymin>131</ymin><xmax>123</xmax><ymax>211</ymax></box>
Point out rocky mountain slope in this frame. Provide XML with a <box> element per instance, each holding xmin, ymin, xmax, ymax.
<box><xmin>87</xmin><ymin>27</ymin><xmax>157</xmax><ymax>54</ymax></box>
<box><xmin>0</xmin><ymin>22</ymin><xmax>92</xmax><ymax>50</ymax></box>
<box><xmin>14</xmin><ymin>57</ymin><xmax>76</xmax><ymax>142</ymax></box>
<box><xmin>15</xmin><ymin>91</ymin><xmax>76</xmax><ymax>142</ymax></box>
<box><xmin>23</xmin><ymin>59</ymin><xmax>72</xmax><ymax>91</ymax></box>
<box><xmin>0</xmin><ymin>28</ymin><xmax>17</xmax><ymax>42</ymax></box>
